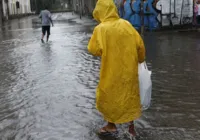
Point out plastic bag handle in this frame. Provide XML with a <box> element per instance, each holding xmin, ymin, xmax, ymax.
<box><xmin>143</xmin><ymin>61</ymin><xmax>148</xmax><ymax>70</ymax></box>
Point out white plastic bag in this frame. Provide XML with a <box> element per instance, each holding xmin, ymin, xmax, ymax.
<box><xmin>138</xmin><ymin>62</ymin><xmax>152</xmax><ymax>110</ymax></box>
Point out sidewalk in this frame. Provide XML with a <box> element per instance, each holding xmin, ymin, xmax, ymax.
<box><xmin>154</xmin><ymin>24</ymin><xmax>200</xmax><ymax>32</ymax></box>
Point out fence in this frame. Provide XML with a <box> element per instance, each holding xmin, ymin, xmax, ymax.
<box><xmin>71</xmin><ymin>0</ymin><xmax>96</xmax><ymax>18</ymax></box>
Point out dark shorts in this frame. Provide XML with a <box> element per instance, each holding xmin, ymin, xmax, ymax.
<box><xmin>42</xmin><ymin>26</ymin><xmax>50</xmax><ymax>36</ymax></box>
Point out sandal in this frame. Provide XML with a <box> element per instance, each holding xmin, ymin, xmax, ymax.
<box><xmin>98</xmin><ymin>127</ymin><xmax>118</xmax><ymax>136</ymax></box>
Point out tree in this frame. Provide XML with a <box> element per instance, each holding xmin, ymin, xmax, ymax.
<box><xmin>0</xmin><ymin>0</ymin><xmax>2</xmax><ymax>25</ymax></box>
<box><xmin>30</xmin><ymin>0</ymin><xmax>71</xmax><ymax>13</ymax></box>
<box><xmin>30</xmin><ymin>0</ymin><xmax>55</xmax><ymax>13</ymax></box>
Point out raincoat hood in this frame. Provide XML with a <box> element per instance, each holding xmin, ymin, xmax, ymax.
<box><xmin>93</xmin><ymin>0</ymin><xmax>120</xmax><ymax>22</ymax></box>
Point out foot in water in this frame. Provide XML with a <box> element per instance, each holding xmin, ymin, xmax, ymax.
<box><xmin>41</xmin><ymin>39</ymin><xmax>44</xmax><ymax>43</ymax></box>
<box><xmin>98</xmin><ymin>123</ymin><xmax>118</xmax><ymax>136</ymax></box>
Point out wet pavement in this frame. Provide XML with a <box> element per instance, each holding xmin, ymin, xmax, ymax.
<box><xmin>0</xmin><ymin>13</ymin><xmax>200</xmax><ymax>140</ymax></box>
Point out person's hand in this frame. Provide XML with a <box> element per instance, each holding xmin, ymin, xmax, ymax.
<box><xmin>52</xmin><ymin>24</ymin><xmax>54</xmax><ymax>27</ymax></box>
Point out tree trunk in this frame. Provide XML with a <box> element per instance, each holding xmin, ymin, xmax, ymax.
<box><xmin>0</xmin><ymin>0</ymin><xmax>3</xmax><ymax>26</ymax></box>
<box><xmin>6</xmin><ymin>0</ymin><xmax>9</xmax><ymax>19</ymax></box>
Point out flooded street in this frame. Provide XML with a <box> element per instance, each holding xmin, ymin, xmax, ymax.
<box><xmin>0</xmin><ymin>13</ymin><xmax>200</xmax><ymax>140</ymax></box>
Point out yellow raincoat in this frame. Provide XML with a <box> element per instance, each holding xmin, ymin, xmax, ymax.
<box><xmin>88</xmin><ymin>0</ymin><xmax>145</xmax><ymax>124</ymax></box>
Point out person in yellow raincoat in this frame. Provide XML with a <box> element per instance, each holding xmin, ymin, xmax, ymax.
<box><xmin>88</xmin><ymin>0</ymin><xmax>145</xmax><ymax>137</ymax></box>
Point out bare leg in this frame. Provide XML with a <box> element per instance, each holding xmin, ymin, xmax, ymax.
<box><xmin>129</xmin><ymin>121</ymin><xmax>136</xmax><ymax>136</ymax></box>
<box><xmin>42</xmin><ymin>34</ymin><xmax>44</xmax><ymax>40</ymax></box>
<box><xmin>99</xmin><ymin>122</ymin><xmax>117</xmax><ymax>133</ymax></box>
<box><xmin>47</xmin><ymin>35</ymin><xmax>49</xmax><ymax>42</ymax></box>
<box><xmin>41</xmin><ymin>34</ymin><xmax>45</xmax><ymax>43</ymax></box>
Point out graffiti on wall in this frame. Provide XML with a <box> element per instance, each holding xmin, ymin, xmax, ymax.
<box><xmin>115</xmin><ymin>0</ymin><xmax>194</xmax><ymax>29</ymax></box>
<box><xmin>156</xmin><ymin>0</ymin><xmax>193</xmax><ymax>26</ymax></box>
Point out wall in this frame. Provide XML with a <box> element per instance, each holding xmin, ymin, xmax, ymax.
<box><xmin>8</xmin><ymin>0</ymin><xmax>31</xmax><ymax>15</ymax></box>
<box><xmin>115</xmin><ymin>0</ymin><xmax>194</xmax><ymax>30</ymax></box>
<box><xmin>156</xmin><ymin>0</ymin><xmax>193</xmax><ymax>26</ymax></box>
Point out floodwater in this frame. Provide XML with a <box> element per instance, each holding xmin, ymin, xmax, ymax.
<box><xmin>0</xmin><ymin>13</ymin><xmax>200</xmax><ymax>140</ymax></box>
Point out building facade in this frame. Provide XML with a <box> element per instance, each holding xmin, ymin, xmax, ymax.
<box><xmin>8</xmin><ymin>0</ymin><xmax>31</xmax><ymax>15</ymax></box>
<box><xmin>1</xmin><ymin>0</ymin><xmax>31</xmax><ymax>20</ymax></box>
